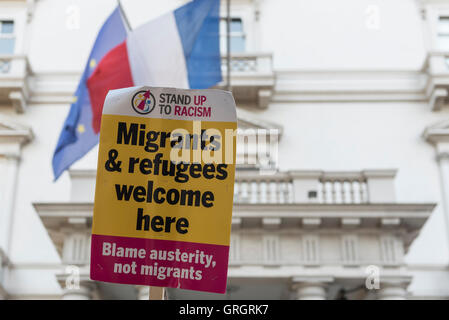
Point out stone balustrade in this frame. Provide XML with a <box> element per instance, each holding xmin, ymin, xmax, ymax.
<box><xmin>68</xmin><ymin>168</ymin><xmax>397</xmax><ymax>204</ymax></box>
<box><xmin>221</xmin><ymin>52</ymin><xmax>273</xmax><ymax>74</ymax></box>
<box><xmin>0</xmin><ymin>54</ymin><xmax>31</xmax><ymax>113</ymax></box>
<box><xmin>424</xmin><ymin>51</ymin><xmax>449</xmax><ymax>110</ymax></box>
<box><xmin>234</xmin><ymin>172</ymin><xmax>294</xmax><ymax>204</ymax></box>
<box><xmin>234</xmin><ymin>169</ymin><xmax>397</xmax><ymax>204</ymax></box>
<box><xmin>218</xmin><ymin>52</ymin><xmax>275</xmax><ymax>109</ymax></box>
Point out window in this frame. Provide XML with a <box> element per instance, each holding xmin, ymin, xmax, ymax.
<box><xmin>0</xmin><ymin>20</ymin><xmax>15</xmax><ymax>54</ymax></box>
<box><xmin>437</xmin><ymin>16</ymin><xmax>449</xmax><ymax>51</ymax></box>
<box><xmin>220</xmin><ymin>17</ymin><xmax>245</xmax><ymax>53</ymax></box>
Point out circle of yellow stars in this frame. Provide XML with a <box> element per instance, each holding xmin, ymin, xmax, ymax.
<box><xmin>74</xmin><ymin>59</ymin><xmax>97</xmax><ymax>135</ymax></box>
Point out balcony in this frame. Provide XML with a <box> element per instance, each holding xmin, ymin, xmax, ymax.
<box><xmin>217</xmin><ymin>52</ymin><xmax>275</xmax><ymax>109</ymax></box>
<box><xmin>43</xmin><ymin>168</ymin><xmax>396</xmax><ymax>205</ymax></box>
<box><xmin>234</xmin><ymin>169</ymin><xmax>396</xmax><ymax>205</ymax></box>
<box><xmin>234</xmin><ymin>171</ymin><xmax>294</xmax><ymax>204</ymax></box>
<box><xmin>424</xmin><ymin>51</ymin><xmax>449</xmax><ymax>111</ymax></box>
<box><xmin>33</xmin><ymin>168</ymin><xmax>435</xmax><ymax>284</ymax></box>
<box><xmin>0</xmin><ymin>54</ymin><xmax>31</xmax><ymax>113</ymax></box>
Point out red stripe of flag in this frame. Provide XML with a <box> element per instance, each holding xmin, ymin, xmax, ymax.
<box><xmin>87</xmin><ymin>40</ymin><xmax>134</xmax><ymax>134</ymax></box>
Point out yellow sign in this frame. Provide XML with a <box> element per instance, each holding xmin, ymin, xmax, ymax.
<box><xmin>90</xmin><ymin>86</ymin><xmax>237</xmax><ymax>294</ymax></box>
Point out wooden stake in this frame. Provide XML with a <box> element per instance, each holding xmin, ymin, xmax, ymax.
<box><xmin>226</xmin><ymin>0</ymin><xmax>231</xmax><ymax>92</ymax></box>
<box><xmin>149</xmin><ymin>286</ymin><xmax>165</xmax><ymax>300</ymax></box>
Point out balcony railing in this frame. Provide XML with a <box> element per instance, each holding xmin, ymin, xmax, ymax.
<box><xmin>217</xmin><ymin>52</ymin><xmax>274</xmax><ymax>109</ymax></box>
<box><xmin>66</xmin><ymin>169</ymin><xmax>397</xmax><ymax>204</ymax></box>
<box><xmin>234</xmin><ymin>170</ymin><xmax>369</xmax><ymax>204</ymax></box>
<box><xmin>0</xmin><ymin>58</ymin><xmax>11</xmax><ymax>73</ymax></box>
<box><xmin>0</xmin><ymin>54</ymin><xmax>30</xmax><ymax>78</ymax></box>
<box><xmin>0</xmin><ymin>54</ymin><xmax>31</xmax><ymax>113</ymax></box>
<box><xmin>234</xmin><ymin>172</ymin><xmax>294</xmax><ymax>204</ymax></box>
<box><xmin>233</xmin><ymin>169</ymin><xmax>395</xmax><ymax>204</ymax></box>
<box><xmin>221</xmin><ymin>52</ymin><xmax>273</xmax><ymax>74</ymax></box>
<box><xmin>319</xmin><ymin>173</ymin><xmax>368</xmax><ymax>204</ymax></box>
<box><xmin>424</xmin><ymin>51</ymin><xmax>449</xmax><ymax>111</ymax></box>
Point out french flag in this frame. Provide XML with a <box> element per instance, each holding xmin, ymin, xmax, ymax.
<box><xmin>53</xmin><ymin>0</ymin><xmax>221</xmax><ymax>180</ymax></box>
<box><xmin>88</xmin><ymin>0</ymin><xmax>221</xmax><ymax>133</ymax></box>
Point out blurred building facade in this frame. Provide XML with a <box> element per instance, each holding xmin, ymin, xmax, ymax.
<box><xmin>1</xmin><ymin>0</ymin><xmax>449</xmax><ymax>299</ymax></box>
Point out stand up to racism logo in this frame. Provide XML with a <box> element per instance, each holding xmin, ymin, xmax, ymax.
<box><xmin>132</xmin><ymin>90</ymin><xmax>156</xmax><ymax>115</ymax></box>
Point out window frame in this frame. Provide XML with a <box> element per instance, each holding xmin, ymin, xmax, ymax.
<box><xmin>436</xmin><ymin>16</ymin><xmax>449</xmax><ymax>51</ymax></box>
<box><xmin>0</xmin><ymin>19</ymin><xmax>16</xmax><ymax>55</ymax></box>
<box><xmin>426</xmin><ymin>6</ymin><xmax>449</xmax><ymax>52</ymax></box>
<box><xmin>220</xmin><ymin>17</ymin><xmax>246</xmax><ymax>53</ymax></box>
<box><xmin>218</xmin><ymin>0</ymin><xmax>259</xmax><ymax>53</ymax></box>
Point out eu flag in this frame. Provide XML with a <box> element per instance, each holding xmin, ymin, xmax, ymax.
<box><xmin>52</xmin><ymin>7</ymin><xmax>127</xmax><ymax>180</ymax></box>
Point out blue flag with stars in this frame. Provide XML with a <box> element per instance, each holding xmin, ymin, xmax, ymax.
<box><xmin>52</xmin><ymin>6</ymin><xmax>127</xmax><ymax>180</ymax></box>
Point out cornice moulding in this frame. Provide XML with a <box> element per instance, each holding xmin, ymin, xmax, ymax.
<box><xmin>33</xmin><ymin>202</ymin><xmax>436</xmax><ymax>216</ymax></box>
<box><xmin>0</xmin><ymin>116</ymin><xmax>34</xmax><ymax>145</ymax></box>
<box><xmin>423</xmin><ymin>120</ymin><xmax>449</xmax><ymax>143</ymax></box>
<box><xmin>273</xmin><ymin>69</ymin><xmax>428</xmax><ymax>103</ymax></box>
<box><xmin>26</xmin><ymin>68</ymin><xmax>431</xmax><ymax>105</ymax></box>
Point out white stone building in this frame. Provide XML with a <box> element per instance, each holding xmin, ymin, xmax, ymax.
<box><xmin>1</xmin><ymin>0</ymin><xmax>449</xmax><ymax>299</ymax></box>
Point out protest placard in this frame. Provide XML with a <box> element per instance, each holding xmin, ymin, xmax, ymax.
<box><xmin>90</xmin><ymin>86</ymin><xmax>237</xmax><ymax>294</ymax></box>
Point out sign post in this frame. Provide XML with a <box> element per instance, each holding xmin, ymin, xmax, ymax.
<box><xmin>149</xmin><ymin>286</ymin><xmax>164</xmax><ymax>300</ymax></box>
<box><xmin>90</xmin><ymin>86</ymin><xmax>237</xmax><ymax>297</ymax></box>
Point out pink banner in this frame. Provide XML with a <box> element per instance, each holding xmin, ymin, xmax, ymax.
<box><xmin>90</xmin><ymin>234</ymin><xmax>230</xmax><ymax>293</ymax></box>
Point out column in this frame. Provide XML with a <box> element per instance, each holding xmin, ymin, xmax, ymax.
<box><xmin>0</xmin><ymin>155</ymin><xmax>20</xmax><ymax>256</ymax></box>
<box><xmin>0</xmin><ymin>249</ymin><xmax>7</xmax><ymax>300</ymax></box>
<box><xmin>58</xmin><ymin>266</ymin><xmax>95</xmax><ymax>300</ymax></box>
<box><xmin>136</xmin><ymin>286</ymin><xmax>167</xmax><ymax>300</ymax></box>
<box><xmin>423</xmin><ymin>127</ymin><xmax>449</xmax><ymax>250</ymax></box>
<box><xmin>291</xmin><ymin>277</ymin><xmax>333</xmax><ymax>300</ymax></box>
<box><xmin>137</xmin><ymin>286</ymin><xmax>150</xmax><ymax>300</ymax></box>
<box><xmin>295</xmin><ymin>283</ymin><xmax>327</xmax><ymax>300</ymax></box>
<box><xmin>0</xmin><ymin>122</ymin><xmax>33</xmax><ymax>300</ymax></box>
<box><xmin>62</xmin><ymin>281</ymin><xmax>95</xmax><ymax>300</ymax></box>
<box><xmin>436</xmin><ymin>152</ymin><xmax>449</xmax><ymax>248</ymax></box>
<box><xmin>377</xmin><ymin>282</ymin><xmax>407</xmax><ymax>300</ymax></box>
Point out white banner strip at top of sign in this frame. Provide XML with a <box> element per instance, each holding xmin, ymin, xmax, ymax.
<box><xmin>103</xmin><ymin>86</ymin><xmax>237</xmax><ymax>123</ymax></box>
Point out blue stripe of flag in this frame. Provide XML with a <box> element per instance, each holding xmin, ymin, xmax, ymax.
<box><xmin>174</xmin><ymin>0</ymin><xmax>222</xmax><ymax>89</ymax></box>
<box><xmin>52</xmin><ymin>7</ymin><xmax>127</xmax><ymax>180</ymax></box>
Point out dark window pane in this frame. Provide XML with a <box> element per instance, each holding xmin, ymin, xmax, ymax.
<box><xmin>230</xmin><ymin>19</ymin><xmax>243</xmax><ymax>32</ymax></box>
<box><xmin>1</xmin><ymin>21</ymin><xmax>14</xmax><ymax>34</ymax></box>
<box><xmin>220</xmin><ymin>18</ymin><xmax>243</xmax><ymax>33</ymax></box>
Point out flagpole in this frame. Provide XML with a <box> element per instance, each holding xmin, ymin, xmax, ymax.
<box><xmin>117</xmin><ymin>0</ymin><xmax>132</xmax><ymax>32</ymax></box>
<box><xmin>226</xmin><ymin>0</ymin><xmax>231</xmax><ymax>92</ymax></box>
